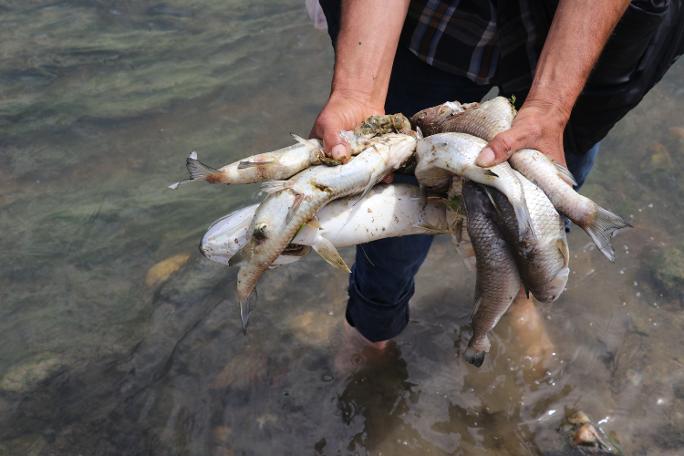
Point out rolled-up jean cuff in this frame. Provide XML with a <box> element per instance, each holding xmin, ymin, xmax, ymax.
<box><xmin>346</xmin><ymin>273</ymin><xmax>413</xmax><ymax>342</ymax></box>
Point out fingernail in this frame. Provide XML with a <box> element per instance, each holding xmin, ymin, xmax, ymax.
<box><xmin>476</xmin><ymin>147</ymin><xmax>495</xmax><ymax>167</ymax></box>
<box><xmin>331</xmin><ymin>144</ymin><xmax>348</xmax><ymax>160</ymax></box>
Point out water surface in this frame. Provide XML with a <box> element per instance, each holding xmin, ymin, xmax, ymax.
<box><xmin>1</xmin><ymin>1</ymin><xmax>683</xmax><ymax>455</ymax></box>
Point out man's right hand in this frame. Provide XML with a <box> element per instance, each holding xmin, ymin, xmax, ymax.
<box><xmin>310</xmin><ymin>90</ymin><xmax>385</xmax><ymax>163</ymax></box>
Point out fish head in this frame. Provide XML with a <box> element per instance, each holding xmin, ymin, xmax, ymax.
<box><xmin>534</xmin><ymin>267</ymin><xmax>570</xmax><ymax>303</ymax></box>
<box><xmin>199</xmin><ymin>204</ymin><xmax>257</xmax><ymax>265</ymax></box>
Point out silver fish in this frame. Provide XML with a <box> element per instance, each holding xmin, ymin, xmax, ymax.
<box><xmin>462</xmin><ymin>180</ymin><xmax>522</xmax><ymax>367</ymax></box>
<box><xmin>236</xmin><ymin>133</ymin><xmax>417</xmax><ymax>325</ymax></box>
<box><xmin>168</xmin><ymin>134</ymin><xmax>362</xmax><ymax>189</ymax></box>
<box><xmin>200</xmin><ymin>184</ymin><xmax>448</xmax><ymax>266</ymax></box>
<box><xmin>415</xmin><ymin>132</ymin><xmax>533</xmax><ymax>238</ymax></box>
<box><xmin>486</xmin><ymin>171</ymin><xmax>570</xmax><ymax>303</ymax></box>
<box><xmin>168</xmin><ymin>113</ymin><xmax>413</xmax><ymax>189</ymax></box>
<box><xmin>413</xmin><ymin>96</ymin><xmax>630</xmax><ymax>261</ymax></box>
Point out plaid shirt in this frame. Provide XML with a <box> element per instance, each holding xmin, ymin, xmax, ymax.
<box><xmin>404</xmin><ymin>0</ymin><xmax>551</xmax><ymax>89</ymax></box>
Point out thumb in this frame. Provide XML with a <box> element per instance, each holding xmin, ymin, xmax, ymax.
<box><xmin>476</xmin><ymin>130</ymin><xmax>521</xmax><ymax>167</ymax></box>
<box><xmin>323</xmin><ymin>128</ymin><xmax>350</xmax><ymax>162</ymax></box>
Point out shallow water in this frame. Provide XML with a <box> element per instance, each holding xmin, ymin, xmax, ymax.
<box><xmin>1</xmin><ymin>1</ymin><xmax>683</xmax><ymax>455</ymax></box>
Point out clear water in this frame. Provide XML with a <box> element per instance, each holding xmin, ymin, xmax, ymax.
<box><xmin>1</xmin><ymin>1</ymin><xmax>683</xmax><ymax>455</ymax></box>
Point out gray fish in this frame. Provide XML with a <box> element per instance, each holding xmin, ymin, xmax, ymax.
<box><xmin>462</xmin><ymin>180</ymin><xmax>522</xmax><ymax>367</ymax></box>
<box><xmin>486</xmin><ymin>171</ymin><xmax>570</xmax><ymax>303</ymax></box>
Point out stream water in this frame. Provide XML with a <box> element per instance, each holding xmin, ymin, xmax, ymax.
<box><xmin>1</xmin><ymin>1</ymin><xmax>683</xmax><ymax>455</ymax></box>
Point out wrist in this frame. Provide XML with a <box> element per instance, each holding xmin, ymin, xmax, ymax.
<box><xmin>328</xmin><ymin>86</ymin><xmax>385</xmax><ymax>114</ymax></box>
<box><xmin>520</xmin><ymin>96</ymin><xmax>571</xmax><ymax>126</ymax></box>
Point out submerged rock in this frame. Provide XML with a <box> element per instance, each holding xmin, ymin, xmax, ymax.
<box><xmin>145</xmin><ymin>252</ymin><xmax>191</xmax><ymax>288</ymax></box>
<box><xmin>0</xmin><ymin>355</ymin><xmax>64</xmax><ymax>394</ymax></box>
<box><xmin>644</xmin><ymin>244</ymin><xmax>684</xmax><ymax>301</ymax></box>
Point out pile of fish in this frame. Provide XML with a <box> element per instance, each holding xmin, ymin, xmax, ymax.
<box><xmin>170</xmin><ymin>97</ymin><xmax>630</xmax><ymax>367</ymax></box>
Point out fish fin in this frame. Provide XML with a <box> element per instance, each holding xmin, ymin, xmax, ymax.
<box><xmin>554</xmin><ymin>162</ymin><xmax>578</xmax><ymax>187</ymax></box>
<box><xmin>508</xmin><ymin>173</ymin><xmax>536</xmax><ymax>240</ymax></box>
<box><xmin>238</xmin><ymin>159</ymin><xmax>275</xmax><ymax>169</ymax></box>
<box><xmin>415</xmin><ymin>126</ymin><xmax>424</xmax><ymax>140</ymax></box>
<box><xmin>261</xmin><ymin>180</ymin><xmax>294</xmax><ymax>194</ymax></box>
<box><xmin>464</xmin><ymin>347</ymin><xmax>486</xmax><ymax>368</ymax></box>
<box><xmin>481</xmin><ymin>186</ymin><xmax>503</xmax><ymax>216</ymax></box>
<box><xmin>168</xmin><ymin>151</ymin><xmax>221</xmax><ymax>189</ymax></box>
<box><xmin>291</xmin><ymin>133</ymin><xmax>320</xmax><ymax>150</ymax></box>
<box><xmin>187</xmin><ymin>151</ymin><xmax>221</xmax><ymax>181</ymax></box>
<box><xmin>311</xmin><ymin>235</ymin><xmax>351</xmax><ymax>273</ymax></box>
<box><xmin>239</xmin><ymin>290</ymin><xmax>257</xmax><ymax>334</ymax></box>
<box><xmin>556</xmin><ymin>238</ymin><xmax>570</xmax><ymax>267</ymax></box>
<box><xmin>286</xmin><ymin>192</ymin><xmax>306</xmax><ymax>224</ymax></box>
<box><xmin>583</xmin><ymin>206</ymin><xmax>632</xmax><ymax>262</ymax></box>
<box><xmin>483</xmin><ymin>169</ymin><xmax>499</xmax><ymax>178</ymax></box>
<box><xmin>352</xmin><ymin>179</ymin><xmax>378</xmax><ymax>206</ymax></box>
<box><xmin>414</xmin><ymin>223</ymin><xmax>449</xmax><ymax>234</ymax></box>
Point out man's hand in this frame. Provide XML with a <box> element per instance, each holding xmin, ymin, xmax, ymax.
<box><xmin>477</xmin><ymin>98</ymin><xmax>570</xmax><ymax>167</ymax></box>
<box><xmin>310</xmin><ymin>90</ymin><xmax>384</xmax><ymax>162</ymax></box>
<box><xmin>310</xmin><ymin>0</ymin><xmax>410</xmax><ymax>162</ymax></box>
<box><xmin>477</xmin><ymin>0</ymin><xmax>629</xmax><ymax>168</ymax></box>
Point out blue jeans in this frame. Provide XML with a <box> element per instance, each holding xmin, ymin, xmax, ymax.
<box><xmin>344</xmin><ymin>46</ymin><xmax>600</xmax><ymax>342</ymax></box>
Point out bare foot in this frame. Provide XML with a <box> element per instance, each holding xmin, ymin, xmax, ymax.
<box><xmin>507</xmin><ymin>290</ymin><xmax>556</xmax><ymax>368</ymax></box>
<box><xmin>333</xmin><ymin>321</ymin><xmax>392</xmax><ymax>375</ymax></box>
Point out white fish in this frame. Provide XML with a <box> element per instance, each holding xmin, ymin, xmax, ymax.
<box><xmin>200</xmin><ymin>184</ymin><xmax>448</xmax><ymax>266</ymax></box>
<box><xmin>236</xmin><ymin>133</ymin><xmax>417</xmax><ymax>320</ymax></box>
<box><xmin>415</xmin><ymin>132</ymin><xmax>533</xmax><ymax>238</ymax></box>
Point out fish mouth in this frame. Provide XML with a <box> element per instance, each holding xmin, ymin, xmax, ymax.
<box><xmin>282</xmin><ymin>243</ymin><xmax>310</xmax><ymax>257</ymax></box>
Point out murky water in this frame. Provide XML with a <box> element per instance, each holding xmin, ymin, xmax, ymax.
<box><xmin>1</xmin><ymin>1</ymin><xmax>683</xmax><ymax>455</ymax></box>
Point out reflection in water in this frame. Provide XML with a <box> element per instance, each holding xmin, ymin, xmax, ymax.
<box><xmin>1</xmin><ymin>0</ymin><xmax>683</xmax><ymax>455</ymax></box>
<box><xmin>338</xmin><ymin>343</ymin><xmax>416</xmax><ymax>452</ymax></box>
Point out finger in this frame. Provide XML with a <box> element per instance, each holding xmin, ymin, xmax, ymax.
<box><xmin>323</xmin><ymin>129</ymin><xmax>350</xmax><ymax>162</ymax></box>
<box><xmin>477</xmin><ymin>131</ymin><xmax>522</xmax><ymax>167</ymax></box>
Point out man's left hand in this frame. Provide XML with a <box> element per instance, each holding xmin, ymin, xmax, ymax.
<box><xmin>476</xmin><ymin>98</ymin><xmax>570</xmax><ymax>167</ymax></box>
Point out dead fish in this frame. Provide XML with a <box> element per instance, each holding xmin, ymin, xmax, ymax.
<box><xmin>462</xmin><ymin>180</ymin><xmax>522</xmax><ymax>367</ymax></box>
<box><xmin>200</xmin><ymin>184</ymin><xmax>448</xmax><ymax>266</ymax></box>
<box><xmin>485</xmin><ymin>171</ymin><xmax>570</xmax><ymax>303</ymax></box>
<box><xmin>168</xmin><ymin>135</ymin><xmax>353</xmax><ymax>189</ymax></box>
<box><xmin>235</xmin><ymin>133</ymin><xmax>417</xmax><ymax>326</ymax></box>
<box><xmin>168</xmin><ymin>114</ymin><xmax>413</xmax><ymax>189</ymax></box>
<box><xmin>412</xmin><ymin>96</ymin><xmax>630</xmax><ymax>261</ymax></box>
<box><xmin>415</xmin><ymin>132</ymin><xmax>533</xmax><ymax>238</ymax></box>
<box><xmin>411</xmin><ymin>98</ymin><xmax>514</xmax><ymax>138</ymax></box>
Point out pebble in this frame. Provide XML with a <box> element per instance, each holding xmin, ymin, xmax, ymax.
<box><xmin>144</xmin><ymin>253</ymin><xmax>191</xmax><ymax>288</ymax></box>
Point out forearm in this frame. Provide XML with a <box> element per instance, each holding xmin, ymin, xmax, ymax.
<box><xmin>331</xmin><ymin>0</ymin><xmax>410</xmax><ymax>107</ymax></box>
<box><xmin>527</xmin><ymin>0</ymin><xmax>630</xmax><ymax>119</ymax></box>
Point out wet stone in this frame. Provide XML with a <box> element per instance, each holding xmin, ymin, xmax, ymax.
<box><xmin>643</xmin><ymin>244</ymin><xmax>684</xmax><ymax>301</ymax></box>
<box><xmin>0</xmin><ymin>355</ymin><xmax>64</xmax><ymax>394</ymax></box>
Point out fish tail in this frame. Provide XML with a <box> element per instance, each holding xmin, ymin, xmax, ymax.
<box><xmin>464</xmin><ymin>346</ymin><xmax>487</xmax><ymax>368</ymax></box>
<box><xmin>464</xmin><ymin>331</ymin><xmax>490</xmax><ymax>367</ymax></box>
<box><xmin>238</xmin><ymin>290</ymin><xmax>257</xmax><ymax>334</ymax></box>
<box><xmin>186</xmin><ymin>151</ymin><xmax>223</xmax><ymax>182</ymax></box>
<box><xmin>584</xmin><ymin>206</ymin><xmax>632</xmax><ymax>262</ymax></box>
<box><xmin>169</xmin><ymin>152</ymin><xmax>223</xmax><ymax>189</ymax></box>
